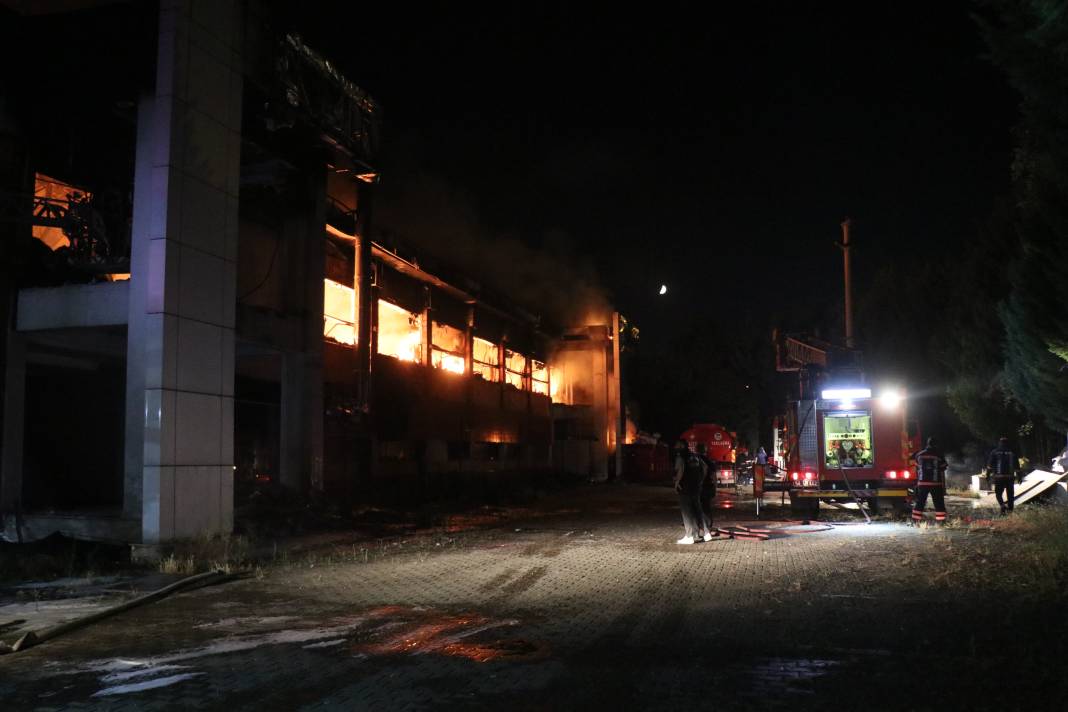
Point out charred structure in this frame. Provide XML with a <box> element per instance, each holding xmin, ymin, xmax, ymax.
<box><xmin>0</xmin><ymin>1</ymin><xmax>621</xmax><ymax>548</ymax></box>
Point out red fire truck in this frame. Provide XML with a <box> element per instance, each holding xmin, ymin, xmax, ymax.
<box><xmin>680</xmin><ymin>423</ymin><xmax>738</xmax><ymax>486</ymax></box>
<box><xmin>771</xmin><ymin>335</ymin><xmax>915</xmax><ymax>518</ymax></box>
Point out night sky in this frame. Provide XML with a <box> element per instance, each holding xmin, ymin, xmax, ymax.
<box><xmin>289</xmin><ymin>2</ymin><xmax>1017</xmax><ymax>335</ymax></box>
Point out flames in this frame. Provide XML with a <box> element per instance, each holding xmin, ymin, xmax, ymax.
<box><xmin>393</xmin><ymin>330</ymin><xmax>422</xmax><ymax>363</ymax></box>
<box><xmin>328</xmin><ymin>290</ymin><xmax>562</xmax><ymax>389</ymax></box>
<box><xmin>324</xmin><ymin>279</ymin><xmax>357</xmax><ymax>345</ymax></box>
<box><xmin>434</xmin><ymin>352</ymin><xmax>465</xmax><ymax>374</ymax></box>
<box><xmin>431</xmin><ymin>321</ymin><xmax>466</xmax><ymax>375</ymax></box>
<box><xmin>378</xmin><ymin>300</ymin><xmax>423</xmax><ymax>363</ymax></box>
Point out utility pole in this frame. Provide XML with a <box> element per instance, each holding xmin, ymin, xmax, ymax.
<box><xmin>838</xmin><ymin>218</ymin><xmax>854</xmax><ymax>349</ymax></box>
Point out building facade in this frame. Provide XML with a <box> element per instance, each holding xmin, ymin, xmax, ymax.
<box><xmin>0</xmin><ymin>0</ymin><xmax>621</xmax><ymax>548</ymax></box>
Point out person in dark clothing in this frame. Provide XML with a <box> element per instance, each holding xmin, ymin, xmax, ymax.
<box><xmin>673</xmin><ymin>440</ymin><xmax>710</xmax><ymax>544</ymax></box>
<box><xmin>987</xmin><ymin>436</ymin><xmax>1017</xmax><ymax>514</ymax></box>
<box><xmin>912</xmin><ymin>437</ymin><xmax>948</xmax><ymax>525</ymax></box>
<box><xmin>696</xmin><ymin>443</ymin><xmax>716</xmax><ymax>534</ymax></box>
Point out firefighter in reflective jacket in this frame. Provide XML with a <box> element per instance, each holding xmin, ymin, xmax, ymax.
<box><xmin>912</xmin><ymin>437</ymin><xmax>948</xmax><ymax>525</ymax></box>
<box><xmin>987</xmin><ymin>436</ymin><xmax>1017</xmax><ymax>514</ymax></box>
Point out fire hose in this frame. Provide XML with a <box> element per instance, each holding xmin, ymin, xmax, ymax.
<box><xmin>837</xmin><ymin>460</ymin><xmax>872</xmax><ymax>524</ymax></box>
<box><xmin>0</xmin><ymin>569</ymin><xmax>246</xmax><ymax>655</ymax></box>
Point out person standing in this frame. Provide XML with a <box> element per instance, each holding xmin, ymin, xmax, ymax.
<box><xmin>673</xmin><ymin>440</ymin><xmax>710</xmax><ymax>544</ymax></box>
<box><xmin>912</xmin><ymin>437</ymin><xmax>948</xmax><ymax>526</ymax></box>
<box><xmin>987</xmin><ymin>436</ymin><xmax>1017</xmax><ymax>515</ymax></box>
<box><xmin>696</xmin><ymin>442</ymin><xmax>716</xmax><ymax>535</ymax></box>
<box><xmin>756</xmin><ymin>446</ymin><xmax>768</xmax><ymax>465</ymax></box>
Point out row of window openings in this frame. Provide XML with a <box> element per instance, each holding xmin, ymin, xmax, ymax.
<box><xmin>324</xmin><ymin>279</ymin><xmax>550</xmax><ymax>395</ymax></box>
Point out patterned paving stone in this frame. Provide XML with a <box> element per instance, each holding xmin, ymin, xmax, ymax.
<box><xmin>1</xmin><ymin>486</ymin><xmax>1065</xmax><ymax>710</ymax></box>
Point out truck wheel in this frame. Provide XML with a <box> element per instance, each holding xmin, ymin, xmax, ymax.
<box><xmin>789</xmin><ymin>495</ymin><xmax>820</xmax><ymax>520</ymax></box>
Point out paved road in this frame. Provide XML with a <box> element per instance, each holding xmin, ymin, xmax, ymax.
<box><xmin>2</xmin><ymin>485</ymin><xmax>1066</xmax><ymax>710</ymax></box>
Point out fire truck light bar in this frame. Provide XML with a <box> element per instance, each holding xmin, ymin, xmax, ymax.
<box><xmin>821</xmin><ymin>388</ymin><xmax>871</xmax><ymax>400</ymax></box>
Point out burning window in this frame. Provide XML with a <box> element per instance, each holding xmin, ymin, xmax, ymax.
<box><xmin>33</xmin><ymin>173</ymin><xmax>89</xmax><ymax>251</ymax></box>
<box><xmin>431</xmin><ymin>321</ymin><xmax>466</xmax><ymax>374</ymax></box>
<box><xmin>473</xmin><ymin>337</ymin><xmax>500</xmax><ymax>382</ymax></box>
<box><xmin>532</xmin><ymin>360</ymin><xmax>549</xmax><ymax>396</ymax></box>
<box><xmin>323</xmin><ymin>279</ymin><xmax>356</xmax><ymax>345</ymax></box>
<box><xmin>505</xmin><ymin>349</ymin><xmax>527</xmax><ymax>390</ymax></box>
<box><xmin>378</xmin><ymin>300</ymin><xmax>423</xmax><ymax>363</ymax></box>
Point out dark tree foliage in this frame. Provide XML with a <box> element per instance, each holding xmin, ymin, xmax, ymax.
<box><xmin>978</xmin><ymin>0</ymin><xmax>1068</xmax><ymax>434</ymax></box>
<box><xmin>940</xmin><ymin>201</ymin><xmax>1025</xmax><ymax>441</ymax></box>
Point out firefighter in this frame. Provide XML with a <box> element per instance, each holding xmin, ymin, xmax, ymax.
<box><xmin>673</xmin><ymin>440</ymin><xmax>711</xmax><ymax>544</ymax></box>
<box><xmin>987</xmin><ymin>436</ymin><xmax>1017</xmax><ymax>514</ymax></box>
<box><xmin>912</xmin><ymin>436</ymin><xmax>948</xmax><ymax>526</ymax></box>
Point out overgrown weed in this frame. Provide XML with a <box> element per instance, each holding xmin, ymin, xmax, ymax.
<box><xmin>157</xmin><ymin>534</ymin><xmax>254</xmax><ymax>575</ymax></box>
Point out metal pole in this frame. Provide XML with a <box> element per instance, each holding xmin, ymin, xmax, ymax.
<box><xmin>612</xmin><ymin>311</ymin><xmax>624</xmax><ymax>481</ymax></box>
<box><xmin>839</xmin><ymin>218</ymin><xmax>854</xmax><ymax>349</ymax></box>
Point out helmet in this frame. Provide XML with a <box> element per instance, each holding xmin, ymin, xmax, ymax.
<box><xmin>926</xmin><ymin>436</ymin><xmax>937</xmax><ymax>448</ymax></box>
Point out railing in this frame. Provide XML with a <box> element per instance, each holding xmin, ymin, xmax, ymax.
<box><xmin>0</xmin><ymin>187</ymin><xmax>130</xmax><ymax>274</ymax></box>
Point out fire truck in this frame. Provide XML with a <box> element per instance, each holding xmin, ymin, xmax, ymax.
<box><xmin>770</xmin><ymin>334</ymin><xmax>916</xmax><ymax>518</ymax></box>
<box><xmin>680</xmin><ymin>423</ymin><xmax>737</xmax><ymax>486</ymax></box>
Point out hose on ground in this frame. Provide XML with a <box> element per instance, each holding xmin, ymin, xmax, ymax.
<box><xmin>1</xmin><ymin>569</ymin><xmax>246</xmax><ymax>655</ymax></box>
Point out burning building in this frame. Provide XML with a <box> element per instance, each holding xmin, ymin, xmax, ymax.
<box><xmin>0</xmin><ymin>1</ymin><xmax>621</xmax><ymax>549</ymax></box>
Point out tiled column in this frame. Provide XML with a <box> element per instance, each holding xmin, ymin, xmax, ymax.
<box><xmin>279</xmin><ymin>179</ymin><xmax>326</xmax><ymax>495</ymax></box>
<box><xmin>127</xmin><ymin>0</ymin><xmax>242</xmax><ymax>544</ymax></box>
<box><xmin>0</xmin><ymin>333</ymin><xmax>25</xmax><ymax>510</ymax></box>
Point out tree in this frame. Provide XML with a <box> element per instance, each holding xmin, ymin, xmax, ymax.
<box><xmin>979</xmin><ymin>1</ymin><xmax>1068</xmax><ymax>435</ymax></box>
<box><xmin>941</xmin><ymin>201</ymin><xmax>1026</xmax><ymax>442</ymax></box>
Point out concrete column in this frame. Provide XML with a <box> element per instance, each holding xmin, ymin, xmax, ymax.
<box><xmin>611</xmin><ymin>311</ymin><xmax>623</xmax><ymax>479</ymax></box>
<box><xmin>423</xmin><ymin>286</ymin><xmax>432</xmax><ymax>367</ymax></box>
<box><xmin>0</xmin><ymin>120</ymin><xmax>27</xmax><ymax>512</ymax></box>
<box><xmin>591</xmin><ymin>335</ymin><xmax>609</xmax><ymax>481</ymax></box>
<box><xmin>0</xmin><ymin>333</ymin><xmax>25</xmax><ymax>509</ymax></box>
<box><xmin>280</xmin><ymin>351</ymin><xmax>322</xmax><ymax>493</ymax></box>
<box><xmin>128</xmin><ymin>0</ymin><xmax>243</xmax><ymax>544</ymax></box>
<box><xmin>279</xmin><ymin>174</ymin><xmax>326</xmax><ymax>494</ymax></box>
<box><xmin>464</xmin><ymin>305</ymin><xmax>474</xmax><ymax>375</ymax></box>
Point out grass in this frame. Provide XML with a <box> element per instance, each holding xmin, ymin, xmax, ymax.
<box><xmin>946</xmin><ymin>486</ymin><xmax>981</xmax><ymax>499</ymax></box>
<box><xmin>991</xmin><ymin>506</ymin><xmax>1068</xmax><ymax>590</ymax></box>
<box><xmin>919</xmin><ymin>504</ymin><xmax>1068</xmax><ymax>597</ymax></box>
<box><xmin>157</xmin><ymin>534</ymin><xmax>254</xmax><ymax>576</ymax></box>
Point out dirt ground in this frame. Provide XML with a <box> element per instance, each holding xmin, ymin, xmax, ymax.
<box><xmin>1</xmin><ymin>483</ymin><xmax>1067</xmax><ymax>710</ymax></box>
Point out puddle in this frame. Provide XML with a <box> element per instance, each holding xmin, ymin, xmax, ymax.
<box><xmin>743</xmin><ymin>657</ymin><xmax>840</xmax><ymax>695</ymax></box>
<box><xmin>194</xmin><ymin>615</ymin><xmax>298</xmax><ymax>630</ymax></box>
<box><xmin>442</xmin><ymin>637</ymin><xmax>549</xmax><ymax>663</ymax></box>
<box><xmin>352</xmin><ymin>610</ymin><xmax>521</xmax><ymax>660</ymax></box>
<box><xmin>40</xmin><ymin>605</ymin><xmax>542</xmax><ymax>703</ymax></box>
<box><xmin>93</xmin><ymin>672</ymin><xmax>204</xmax><ymax>697</ymax></box>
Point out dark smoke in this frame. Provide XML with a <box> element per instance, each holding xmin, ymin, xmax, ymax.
<box><xmin>373</xmin><ymin>154</ymin><xmax>611</xmax><ymax>330</ymax></box>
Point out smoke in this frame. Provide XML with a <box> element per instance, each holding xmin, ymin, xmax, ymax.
<box><xmin>373</xmin><ymin>157</ymin><xmax>611</xmax><ymax>330</ymax></box>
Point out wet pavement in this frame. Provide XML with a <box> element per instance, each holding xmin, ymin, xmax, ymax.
<box><xmin>2</xmin><ymin>484</ymin><xmax>1067</xmax><ymax>710</ymax></box>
